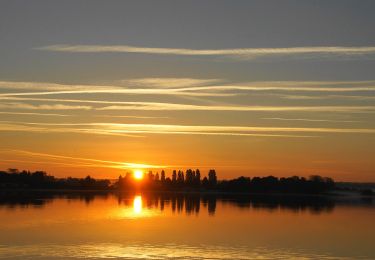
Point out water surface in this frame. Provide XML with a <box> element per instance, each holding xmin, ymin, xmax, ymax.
<box><xmin>0</xmin><ymin>192</ymin><xmax>374</xmax><ymax>259</ymax></box>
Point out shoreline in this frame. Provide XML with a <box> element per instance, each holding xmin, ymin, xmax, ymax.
<box><xmin>1</xmin><ymin>187</ymin><xmax>373</xmax><ymax>198</ymax></box>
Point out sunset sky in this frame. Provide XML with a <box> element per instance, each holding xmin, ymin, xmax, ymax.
<box><xmin>1</xmin><ymin>1</ymin><xmax>375</xmax><ymax>181</ymax></box>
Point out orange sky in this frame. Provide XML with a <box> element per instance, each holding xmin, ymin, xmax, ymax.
<box><xmin>1</xmin><ymin>2</ymin><xmax>375</xmax><ymax>182</ymax></box>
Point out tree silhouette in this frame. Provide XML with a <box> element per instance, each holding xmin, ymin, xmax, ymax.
<box><xmin>161</xmin><ymin>170</ymin><xmax>166</xmax><ymax>183</ymax></box>
<box><xmin>195</xmin><ymin>169</ymin><xmax>201</xmax><ymax>187</ymax></box>
<box><xmin>208</xmin><ymin>169</ymin><xmax>217</xmax><ymax>187</ymax></box>
<box><xmin>0</xmin><ymin>168</ymin><xmax>336</xmax><ymax>194</ymax></box>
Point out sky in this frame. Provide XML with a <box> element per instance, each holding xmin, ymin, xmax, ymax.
<box><xmin>0</xmin><ymin>0</ymin><xmax>375</xmax><ymax>181</ymax></box>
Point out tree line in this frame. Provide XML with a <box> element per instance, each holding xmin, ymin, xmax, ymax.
<box><xmin>115</xmin><ymin>169</ymin><xmax>335</xmax><ymax>194</ymax></box>
<box><xmin>0</xmin><ymin>169</ymin><xmax>110</xmax><ymax>190</ymax></box>
<box><xmin>1</xmin><ymin>168</ymin><xmax>335</xmax><ymax>194</ymax></box>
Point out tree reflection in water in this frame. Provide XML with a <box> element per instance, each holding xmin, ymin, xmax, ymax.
<box><xmin>1</xmin><ymin>190</ymin><xmax>373</xmax><ymax>215</ymax></box>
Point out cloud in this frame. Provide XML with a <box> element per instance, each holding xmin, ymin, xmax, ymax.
<box><xmin>0</xmin><ymin>149</ymin><xmax>166</xmax><ymax>169</ymax></box>
<box><xmin>179</xmin><ymin>84</ymin><xmax>375</xmax><ymax>93</ymax></box>
<box><xmin>1</xmin><ymin>98</ymin><xmax>374</xmax><ymax>113</ymax></box>
<box><xmin>36</xmin><ymin>44</ymin><xmax>375</xmax><ymax>60</ymax></box>
<box><xmin>97</xmin><ymin>102</ymin><xmax>375</xmax><ymax>113</ymax></box>
<box><xmin>280</xmin><ymin>94</ymin><xmax>375</xmax><ymax>100</ymax></box>
<box><xmin>2</xmin><ymin>80</ymin><xmax>375</xmax><ymax>100</ymax></box>
<box><xmin>0</xmin><ymin>102</ymin><xmax>91</xmax><ymax>110</ymax></box>
<box><xmin>1</xmin><ymin>80</ymin><xmax>374</xmax><ymax>117</ymax></box>
<box><xmin>2</xmin><ymin>121</ymin><xmax>375</xmax><ymax>137</ymax></box>
<box><xmin>0</xmin><ymin>121</ymin><xmax>315</xmax><ymax>138</ymax></box>
<box><xmin>0</xmin><ymin>81</ymin><xmax>234</xmax><ymax>97</ymax></box>
<box><xmin>0</xmin><ymin>122</ymin><xmax>143</xmax><ymax>138</ymax></box>
<box><xmin>0</xmin><ymin>111</ymin><xmax>69</xmax><ymax>117</ymax></box>
<box><xmin>95</xmin><ymin>115</ymin><xmax>169</xmax><ymax>119</ymax></box>
<box><xmin>120</xmin><ymin>78</ymin><xmax>223</xmax><ymax>88</ymax></box>
<box><xmin>0</xmin><ymin>81</ymin><xmax>123</xmax><ymax>91</ymax></box>
<box><xmin>262</xmin><ymin>117</ymin><xmax>362</xmax><ymax>123</ymax></box>
<box><xmin>0</xmin><ymin>158</ymin><xmax>106</xmax><ymax>169</ymax></box>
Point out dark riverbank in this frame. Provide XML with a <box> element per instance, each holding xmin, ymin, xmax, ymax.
<box><xmin>1</xmin><ymin>169</ymin><xmax>340</xmax><ymax>195</ymax></box>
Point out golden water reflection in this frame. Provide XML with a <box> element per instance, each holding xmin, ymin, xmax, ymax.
<box><xmin>0</xmin><ymin>192</ymin><xmax>374</xmax><ymax>259</ymax></box>
<box><xmin>115</xmin><ymin>194</ymin><xmax>158</xmax><ymax>219</ymax></box>
<box><xmin>133</xmin><ymin>195</ymin><xmax>142</xmax><ymax>214</ymax></box>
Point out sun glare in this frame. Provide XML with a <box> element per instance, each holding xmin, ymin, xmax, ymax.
<box><xmin>133</xmin><ymin>195</ymin><xmax>142</xmax><ymax>214</ymax></box>
<box><xmin>134</xmin><ymin>170</ymin><xmax>144</xmax><ymax>180</ymax></box>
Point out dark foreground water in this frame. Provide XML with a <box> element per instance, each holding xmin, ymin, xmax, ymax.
<box><xmin>0</xmin><ymin>191</ymin><xmax>374</xmax><ymax>259</ymax></box>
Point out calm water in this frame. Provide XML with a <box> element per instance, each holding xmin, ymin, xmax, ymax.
<box><xmin>0</xmin><ymin>191</ymin><xmax>374</xmax><ymax>259</ymax></box>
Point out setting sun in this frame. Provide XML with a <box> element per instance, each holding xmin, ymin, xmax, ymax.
<box><xmin>133</xmin><ymin>170</ymin><xmax>144</xmax><ymax>180</ymax></box>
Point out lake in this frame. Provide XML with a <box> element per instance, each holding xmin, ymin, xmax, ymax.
<box><xmin>0</xmin><ymin>191</ymin><xmax>374</xmax><ymax>259</ymax></box>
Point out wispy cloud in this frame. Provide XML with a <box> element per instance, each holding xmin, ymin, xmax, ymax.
<box><xmin>2</xmin><ymin>121</ymin><xmax>375</xmax><ymax>137</ymax></box>
<box><xmin>36</xmin><ymin>44</ymin><xmax>375</xmax><ymax>60</ymax></box>
<box><xmin>0</xmin><ymin>122</ymin><xmax>143</xmax><ymax>138</ymax></box>
<box><xmin>179</xmin><ymin>84</ymin><xmax>375</xmax><ymax>93</ymax></box>
<box><xmin>0</xmin><ymin>158</ymin><xmax>105</xmax><ymax>168</ymax></box>
<box><xmin>0</xmin><ymin>121</ymin><xmax>316</xmax><ymax>138</ymax></box>
<box><xmin>2</xmin><ymin>80</ymin><xmax>375</xmax><ymax>100</ymax></box>
<box><xmin>97</xmin><ymin>102</ymin><xmax>375</xmax><ymax>113</ymax></box>
<box><xmin>0</xmin><ymin>111</ymin><xmax>69</xmax><ymax>117</ymax></box>
<box><xmin>1</xmin><ymin>99</ymin><xmax>374</xmax><ymax>113</ymax></box>
<box><xmin>280</xmin><ymin>94</ymin><xmax>375</xmax><ymax>100</ymax></box>
<box><xmin>0</xmin><ymin>149</ymin><xmax>166</xmax><ymax>169</ymax></box>
<box><xmin>0</xmin><ymin>102</ymin><xmax>91</xmax><ymax>110</ymax></box>
<box><xmin>262</xmin><ymin>117</ymin><xmax>362</xmax><ymax>123</ymax></box>
<box><xmin>0</xmin><ymin>86</ymin><xmax>233</xmax><ymax>98</ymax></box>
<box><xmin>0</xmin><ymin>80</ymin><xmax>235</xmax><ymax>97</ymax></box>
<box><xmin>95</xmin><ymin>115</ymin><xmax>169</xmax><ymax>119</ymax></box>
<box><xmin>120</xmin><ymin>78</ymin><xmax>223</xmax><ymax>88</ymax></box>
<box><xmin>0</xmin><ymin>81</ymin><xmax>123</xmax><ymax>91</ymax></box>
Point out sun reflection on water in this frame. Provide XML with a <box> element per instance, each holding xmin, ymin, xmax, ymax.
<box><xmin>133</xmin><ymin>195</ymin><xmax>142</xmax><ymax>214</ymax></box>
<box><xmin>113</xmin><ymin>195</ymin><xmax>158</xmax><ymax>219</ymax></box>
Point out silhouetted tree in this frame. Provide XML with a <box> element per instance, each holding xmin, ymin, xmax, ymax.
<box><xmin>195</xmin><ymin>169</ymin><xmax>201</xmax><ymax>187</ymax></box>
<box><xmin>185</xmin><ymin>169</ymin><xmax>193</xmax><ymax>186</ymax></box>
<box><xmin>161</xmin><ymin>170</ymin><xmax>166</xmax><ymax>183</ymax></box>
<box><xmin>148</xmin><ymin>171</ymin><xmax>154</xmax><ymax>182</ymax></box>
<box><xmin>208</xmin><ymin>169</ymin><xmax>217</xmax><ymax>187</ymax></box>
<box><xmin>202</xmin><ymin>176</ymin><xmax>209</xmax><ymax>188</ymax></box>
<box><xmin>177</xmin><ymin>170</ymin><xmax>184</xmax><ymax>185</ymax></box>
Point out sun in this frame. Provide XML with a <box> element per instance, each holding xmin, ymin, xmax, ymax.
<box><xmin>133</xmin><ymin>169</ymin><xmax>144</xmax><ymax>180</ymax></box>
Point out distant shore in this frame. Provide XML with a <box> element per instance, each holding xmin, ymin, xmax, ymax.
<box><xmin>1</xmin><ymin>187</ymin><xmax>374</xmax><ymax>199</ymax></box>
<box><xmin>1</xmin><ymin>169</ymin><xmax>374</xmax><ymax>197</ymax></box>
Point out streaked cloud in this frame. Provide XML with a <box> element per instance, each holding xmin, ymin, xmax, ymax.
<box><xmin>97</xmin><ymin>102</ymin><xmax>375</xmax><ymax>113</ymax></box>
<box><xmin>0</xmin><ymin>121</ymin><xmax>316</xmax><ymax>138</ymax></box>
<box><xmin>0</xmin><ymin>122</ymin><xmax>143</xmax><ymax>138</ymax></box>
<box><xmin>2</xmin><ymin>121</ymin><xmax>375</xmax><ymax>137</ymax></box>
<box><xmin>280</xmin><ymin>94</ymin><xmax>375</xmax><ymax>100</ymax></box>
<box><xmin>0</xmin><ymin>102</ymin><xmax>91</xmax><ymax>110</ymax></box>
<box><xmin>120</xmin><ymin>77</ymin><xmax>223</xmax><ymax>88</ymax></box>
<box><xmin>0</xmin><ymin>149</ymin><xmax>166</xmax><ymax>169</ymax></box>
<box><xmin>180</xmin><ymin>84</ymin><xmax>375</xmax><ymax>93</ymax></box>
<box><xmin>95</xmin><ymin>115</ymin><xmax>169</xmax><ymax>119</ymax></box>
<box><xmin>1</xmin><ymin>99</ymin><xmax>374</xmax><ymax>113</ymax></box>
<box><xmin>0</xmin><ymin>82</ymin><xmax>234</xmax><ymax>97</ymax></box>
<box><xmin>4</xmin><ymin>85</ymin><xmax>373</xmax><ymax>98</ymax></box>
<box><xmin>262</xmin><ymin>117</ymin><xmax>362</xmax><ymax>123</ymax></box>
<box><xmin>0</xmin><ymin>111</ymin><xmax>69</xmax><ymax>117</ymax></box>
<box><xmin>0</xmin><ymin>158</ymin><xmax>105</xmax><ymax>169</ymax></box>
<box><xmin>0</xmin><ymin>81</ymin><xmax>122</xmax><ymax>91</ymax></box>
<box><xmin>1</xmin><ymin>80</ymin><xmax>375</xmax><ymax>100</ymax></box>
<box><xmin>36</xmin><ymin>44</ymin><xmax>375</xmax><ymax>60</ymax></box>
